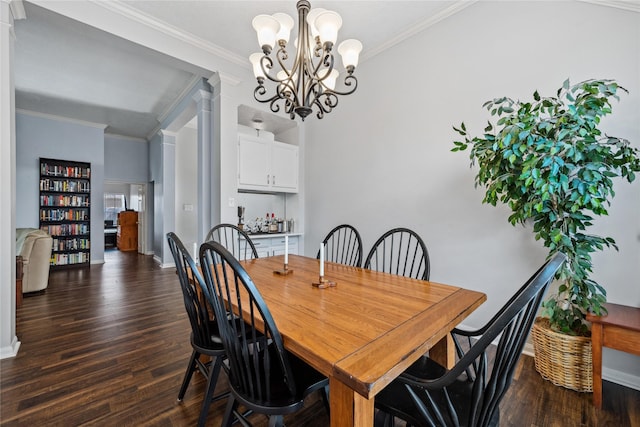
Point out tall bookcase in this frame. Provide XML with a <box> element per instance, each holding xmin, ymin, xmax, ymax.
<box><xmin>39</xmin><ymin>158</ymin><xmax>91</xmax><ymax>268</ymax></box>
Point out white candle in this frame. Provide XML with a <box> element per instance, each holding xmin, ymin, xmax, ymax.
<box><xmin>284</xmin><ymin>235</ymin><xmax>289</xmax><ymax>264</ymax></box>
<box><xmin>193</xmin><ymin>242</ymin><xmax>198</xmax><ymax>262</ymax></box>
<box><xmin>319</xmin><ymin>242</ymin><xmax>325</xmax><ymax>277</ymax></box>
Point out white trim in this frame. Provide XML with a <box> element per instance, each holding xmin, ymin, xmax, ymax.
<box><xmin>16</xmin><ymin>109</ymin><xmax>107</xmax><ymax>130</ymax></box>
<box><xmin>218</xmin><ymin>72</ymin><xmax>242</xmax><ymax>87</ymax></box>
<box><xmin>104</xmin><ymin>133</ymin><xmax>147</xmax><ymax>144</ymax></box>
<box><xmin>361</xmin><ymin>1</ymin><xmax>478</xmax><ymax>62</ymax></box>
<box><xmin>603</xmin><ymin>366</ymin><xmax>640</xmax><ymax>391</ymax></box>
<box><xmin>8</xmin><ymin>0</ymin><xmax>25</xmax><ymax>20</ymax></box>
<box><xmin>159</xmin><ymin>129</ymin><xmax>178</xmax><ymax>139</ymax></box>
<box><xmin>155</xmin><ymin>254</ymin><xmax>174</xmax><ymax>269</ymax></box>
<box><xmin>156</xmin><ymin>75</ymin><xmax>202</xmax><ymax>125</ymax></box>
<box><xmin>0</xmin><ymin>336</ymin><xmax>21</xmax><ymax>359</ymax></box>
<box><xmin>90</xmin><ymin>0</ymin><xmax>248</xmax><ymax>68</ymax></box>
<box><xmin>522</xmin><ymin>342</ymin><xmax>640</xmax><ymax>391</ymax></box>
<box><xmin>578</xmin><ymin>0</ymin><xmax>640</xmax><ymax>13</ymax></box>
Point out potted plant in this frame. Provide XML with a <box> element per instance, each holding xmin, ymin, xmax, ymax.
<box><xmin>452</xmin><ymin>78</ymin><xmax>640</xmax><ymax>391</ymax></box>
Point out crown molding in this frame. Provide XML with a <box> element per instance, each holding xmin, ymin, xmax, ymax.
<box><xmin>156</xmin><ymin>75</ymin><xmax>202</xmax><ymax>126</ymax></box>
<box><xmin>217</xmin><ymin>72</ymin><xmax>243</xmax><ymax>87</ymax></box>
<box><xmin>90</xmin><ymin>0</ymin><xmax>249</xmax><ymax>69</ymax></box>
<box><xmin>16</xmin><ymin>109</ymin><xmax>107</xmax><ymax>130</ymax></box>
<box><xmin>8</xmin><ymin>0</ymin><xmax>25</xmax><ymax>20</ymax></box>
<box><xmin>361</xmin><ymin>0</ymin><xmax>478</xmax><ymax>62</ymax></box>
<box><xmin>104</xmin><ymin>133</ymin><xmax>147</xmax><ymax>143</ymax></box>
<box><xmin>158</xmin><ymin>129</ymin><xmax>178</xmax><ymax>146</ymax></box>
<box><xmin>578</xmin><ymin>0</ymin><xmax>640</xmax><ymax>13</ymax></box>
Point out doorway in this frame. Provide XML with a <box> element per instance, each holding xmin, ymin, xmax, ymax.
<box><xmin>104</xmin><ymin>182</ymin><xmax>148</xmax><ymax>259</ymax></box>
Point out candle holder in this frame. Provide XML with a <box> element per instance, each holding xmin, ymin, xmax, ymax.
<box><xmin>312</xmin><ymin>275</ymin><xmax>337</xmax><ymax>289</ymax></box>
<box><xmin>273</xmin><ymin>263</ymin><xmax>293</xmax><ymax>275</ymax></box>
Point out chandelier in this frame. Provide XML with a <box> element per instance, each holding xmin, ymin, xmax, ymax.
<box><xmin>250</xmin><ymin>0</ymin><xmax>362</xmax><ymax>121</ymax></box>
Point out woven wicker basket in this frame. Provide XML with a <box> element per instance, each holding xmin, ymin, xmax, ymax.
<box><xmin>531</xmin><ymin>317</ymin><xmax>593</xmax><ymax>392</ymax></box>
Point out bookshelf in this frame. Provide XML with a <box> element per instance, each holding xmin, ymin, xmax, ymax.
<box><xmin>39</xmin><ymin>158</ymin><xmax>91</xmax><ymax>268</ymax></box>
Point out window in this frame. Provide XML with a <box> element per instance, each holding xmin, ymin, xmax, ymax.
<box><xmin>104</xmin><ymin>193</ymin><xmax>126</xmax><ymax>224</ymax></box>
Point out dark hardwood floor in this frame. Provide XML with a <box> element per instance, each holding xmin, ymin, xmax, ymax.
<box><xmin>2</xmin><ymin>249</ymin><xmax>639</xmax><ymax>426</ymax></box>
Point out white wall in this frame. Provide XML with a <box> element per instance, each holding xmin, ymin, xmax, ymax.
<box><xmin>304</xmin><ymin>1</ymin><xmax>640</xmax><ymax>383</ymax></box>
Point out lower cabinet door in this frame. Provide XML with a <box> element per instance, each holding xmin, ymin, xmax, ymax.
<box><xmin>270</xmin><ymin>236</ymin><xmax>299</xmax><ymax>256</ymax></box>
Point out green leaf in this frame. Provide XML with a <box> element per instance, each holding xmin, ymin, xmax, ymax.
<box><xmin>450</xmin><ymin>77</ymin><xmax>640</xmax><ymax>336</ymax></box>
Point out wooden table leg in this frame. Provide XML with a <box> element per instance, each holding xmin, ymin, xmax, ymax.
<box><xmin>591</xmin><ymin>322</ymin><xmax>603</xmax><ymax>408</ymax></box>
<box><xmin>430</xmin><ymin>334</ymin><xmax>455</xmax><ymax>369</ymax></box>
<box><xmin>329</xmin><ymin>376</ymin><xmax>374</xmax><ymax>427</ymax></box>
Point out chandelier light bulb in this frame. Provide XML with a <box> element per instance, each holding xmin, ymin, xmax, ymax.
<box><xmin>306</xmin><ymin>8</ymin><xmax>325</xmax><ymax>40</ymax></box>
<box><xmin>251</xmin><ymin>1</ymin><xmax>361</xmax><ymax>121</ymax></box>
<box><xmin>252</xmin><ymin>14</ymin><xmax>280</xmax><ymax>52</ymax></box>
<box><xmin>314</xmin><ymin>10</ymin><xmax>342</xmax><ymax>46</ymax></box>
<box><xmin>272</xmin><ymin>13</ymin><xmax>294</xmax><ymax>44</ymax></box>
<box><xmin>323</xmin><ymin>69</ymin><xmax>339</xmax><ymax>90</ymax></box>
<box><xmin>249</xmin><ymin>53</ymin><xmax>266</xmax><ymax>79</ymax></box>
<box><xmin>337</xmin><ymin>39</ymin><xmax>363</xmax><ymax>71</ymax></box>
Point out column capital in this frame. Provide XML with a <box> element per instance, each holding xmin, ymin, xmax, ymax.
<box><xmin>158</xmin><ymin>129</ymin><xmax>177</xmax><ymax>144</ymax></box>
<box><xmin>192</xmin><ymin>88</ymin><xmax>212</xmax><ymax>104</ymax></box>
<box><xmin>1</xmin><ymin>0</ymin><xmax>25</xmax><ymax>31</ymax></box>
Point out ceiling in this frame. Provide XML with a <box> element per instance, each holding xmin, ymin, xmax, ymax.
<box><xmin>14</xmin><ymin>1</ymin><xmax>470</xmax><ymax>139</ymax></box>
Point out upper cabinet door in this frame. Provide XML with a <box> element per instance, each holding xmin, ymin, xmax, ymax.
<box><xmin>238</xmin><ymin>135</ymin><xmax>271</xmax><ymax>190</ymax></box>
<box><xmin>237</xmin><ymin>135</ymin><xmax>299</xmax><ymax>193</ymax></box>
<box><xmin>270</xmin><ymin>141</ymin><xmax>298</xmax><ymax>192</ymax></box>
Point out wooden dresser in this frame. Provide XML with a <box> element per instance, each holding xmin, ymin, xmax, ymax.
<box><xmin>117</xmin><ymin>211</ymin><xmax>138</xmax><ymax>252</ymax></box>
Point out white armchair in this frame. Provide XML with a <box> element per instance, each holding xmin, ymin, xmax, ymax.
<box><xmin>16</xmin><ymin>228</ymin><xmax>53</xmax><ymax>293</ymax></box>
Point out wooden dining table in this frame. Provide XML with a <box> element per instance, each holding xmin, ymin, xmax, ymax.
<box><xmin>235</xmin><ymin>254</ymin><xmax>486</xmax><ymax>427</ymax></box>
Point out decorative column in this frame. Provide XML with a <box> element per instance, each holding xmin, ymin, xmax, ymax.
<box><xmin>192</xmin><ymin>89</ymin><xmax>217</xmax><ymax>245</ymax></box>
<box><xmin>0</xmin><ymin>0</ymin><xmax>25</xmax><ymax>359</ymax></box>
<box><xmin>157</xmin><ymin>130</ymin><xmax>177</xmax><ymax>267</ymax></box>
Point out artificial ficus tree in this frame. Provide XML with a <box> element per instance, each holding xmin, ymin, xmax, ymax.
<box><xmin>453</xmin><ymin>78</ymin><xmax>640</xmax><ymax>336</ymax></box>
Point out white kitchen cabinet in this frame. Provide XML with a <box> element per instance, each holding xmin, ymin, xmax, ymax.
<box><xmin>248</xmin><ymin>235</ymin><xmax>299</xmax><ymax>258</ymax></box>
<box><xmin>270</xmin><ymin>141</ymin><xmax>298</xmax><ymax>192</ymax></box>
<box><xmin>237</xmin><ymin>135</ymin><xmax>298</xmax><ymax>193</ymax></box>
<box><xmin>237</xmin><ymin>136</ymin><xmax>271</xmax><ymax>190</ymax></box>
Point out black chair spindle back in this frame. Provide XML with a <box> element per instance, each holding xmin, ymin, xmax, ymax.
<box><xmin>375</xmin><ymin>252</ymin><xmax>567</xmax><ymax>427</ymax></box>
<box><xmin>316</xmin><ymin>224</ymin><xmax>363</xmax><ymax>267</ymax></box>
<box><xmin>205</xmin><ymin>223</ymin><xmax>259</xmax><ymax>261</ymax></box>
<box><xmin>364</xmin><ymin>227</ymin><xmax>430</xmax><ymax>280</ymax></box>
<box><xmin>166</xmin><ymin>232</ymin><xmax>227</xmax><ymax>427</ymax></box>
<box><xmin>199</xmin><ymin>241</ymin><xmax>328</xmax><ymax>426</ymax></box>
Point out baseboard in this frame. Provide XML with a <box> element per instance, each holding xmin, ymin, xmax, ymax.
<box><xmin>0</xmin><ymin>336</ymin><xmax>21</xmax><ymax>359</ymax></box>
<box><xmin>523</xmin><ymin>342</ymin><xmax>640</xmax><ymax>391</ymax></box>
<box><xmin>602</xmin><ymin>366</ymin><xmax>640</xmax><ymax>392</ymax></box>
<box><xmin>154</xmin><ymin>254</ymin><xmax>174</xmax><ymax>269</ymax></box>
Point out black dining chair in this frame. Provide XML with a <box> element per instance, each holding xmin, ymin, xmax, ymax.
<box><xmin>205</xmin><ymin>223</ymin><xmax>259</xmax><ymax>260</ymax></box>
<box><xmin>199</xmin><ymin>241</ymin><xmax>329</xmax><ymax>427</ymax></box>
<box><xmin>316</xmin><ymin>224</ymin><xmax>364</xmax><ymax>267</ymax></box>
<box><xmin>364</xmin><ymin>227</ymin><xmax>430</xmax><ymax>280</ymax></box>
<box><xmin>166</xmin><ymin>232</ymin><xmax>228</xmax><ymax>427</ymax></box>
<box><xmin>374</xmin><ymin>252</ymin><xmax>567</xmax><ymax>427</ymax></box>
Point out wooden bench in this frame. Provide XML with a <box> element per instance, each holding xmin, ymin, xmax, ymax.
<box><xmin>586</xmin><ymin>302</ymin><xmax>640</xmax><ymax>408</ymax></box>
